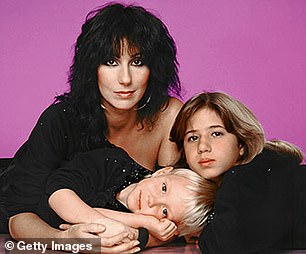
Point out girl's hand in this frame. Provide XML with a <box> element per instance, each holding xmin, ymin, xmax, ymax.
<box><xmin>59</xmin><ymin>223</ymin><xmax>141</xmax><ymax>253</ymax></box>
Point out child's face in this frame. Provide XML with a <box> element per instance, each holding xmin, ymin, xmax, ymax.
<box><xmin>126</xmin><ymin>173</ymin><xmax>192</xmax><ymax>224</ymax></box>
<box><xmin>183</xmin><ymin>108</ymin><xmax>244</xmax><ymax>182</ymax></box>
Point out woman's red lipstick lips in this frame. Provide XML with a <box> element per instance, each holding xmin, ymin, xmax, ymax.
<box><xmin>115</xmin><ymin>91</ymin><xmax>134</xmax><ymax>98</ymax></box>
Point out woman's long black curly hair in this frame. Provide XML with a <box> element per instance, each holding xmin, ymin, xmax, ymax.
<box><xmin>56</xmin><ymin>3</ymin><xmax>181</xmax><ymax>149</ymax></box>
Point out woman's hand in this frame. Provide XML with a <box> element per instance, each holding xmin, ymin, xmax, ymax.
<box><xmin>92</xmin><ymin>216</ymin><xmax>138</xmax><ymax>241</ymax></box>
<box><xmin>59</xmin><ymin>223</ymin><xmax>140</xmax><ymax>253</ymax></box>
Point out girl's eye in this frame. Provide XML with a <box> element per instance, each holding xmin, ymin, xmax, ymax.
<box><xmin>162</xmin><ymin>183</ymin><xmax>167</xmax><ymax>193</ymax></box>
<box><xmin>212</xmin><ymin>132</ymin><xmax>223</xmax><ymax>137</ymax></box>
<box><xmin>132</xmin><ymin>58</ymin><xmax>144</xmax><ymax>66</ymax></box>
<box><xmin>162</xmin><ymin>207</ymin><xmax>168</xmax><ymax>218</ymax></box>
<box><xmin>187</xmin><ymin>135</ymin><xmax>199</xmax><ymax>142</ymax></box>
<box><xmin>105</xmin><ymin>59</ymin><xmax>117</xmax><ymax>66</ymax></box>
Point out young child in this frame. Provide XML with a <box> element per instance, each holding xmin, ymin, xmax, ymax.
<box><xmin>37</xmin><ymin>147</ymin><xmax>217</xmax><ymax>249</ymax></box>
<box><xmin>170</xmin><ymin>91</ymin><xmax>306</xmax><ymax>253</ymax></box>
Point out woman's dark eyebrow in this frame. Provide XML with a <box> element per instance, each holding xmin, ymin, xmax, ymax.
<box><xmin>112</xmin><ymin>53</ymin><xmax>141</xmax><ymax>60</ymax></box>
<box><xmin>130</xmin><ymin>53</ymin><xmax>142</xmax><ymax>58</ymax></box>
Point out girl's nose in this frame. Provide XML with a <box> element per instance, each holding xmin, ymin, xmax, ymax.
<box><xmin>197</xmin><ymin>138</ymin><xmax>212</xmax><ymax>154</ymax></box>
<box><xmin>118</xmin><ymin>65</ymin><xmax>131</xmax><ymax>86</ymax></box>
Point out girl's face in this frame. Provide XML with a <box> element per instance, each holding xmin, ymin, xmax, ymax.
<box><xmin>97</xmin><ymin>40</ymin><xmax>150</xmax><ymax>111</ymax></box>
<box><xmin>125</xmin><ymin>172</ymin><xmax>192</xmax><ymax>224</ymax></box>
<box><xmin>183</xmin><ymin>108</ymin><xmax>244</xmax><ymax>183</ymax></box>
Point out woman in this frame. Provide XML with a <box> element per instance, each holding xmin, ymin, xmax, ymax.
<box><xmin>36</xmin><ymin>147</ymin><xmax>216</xmax><ymax>249</ymax></box>
<box><xmin>2</xmin><ymin>3</ymin><xmax>182</xmax><ymax>253</ymax></box>
<box><xmin>170</xmin><ymin>92</ymin><xmax>306</xmax><ymax>253</ymax></box>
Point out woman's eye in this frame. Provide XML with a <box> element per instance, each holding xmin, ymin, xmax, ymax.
<box><xmin>162</xmin><ymin>183</ymin><xmax>167</xmax><ymax>193</ymax></box>
<box><xmin>132</xmin><ymin>58</ymin><xmax>144</xmax><ymax>66</ymax></box>
<box><xmin>105</xmin><ymin>59</ymin><xmax>117</xmax><ymax>66</ymax></box>
<box><xmin>187</xmin><ymin>135</ymin><xmax>198</xmax><ymax>142</ymax></box>
<box><xmin>162</xmin><ymin>207</ymin><xmax>168</xmax><ymax>218</ymax></box>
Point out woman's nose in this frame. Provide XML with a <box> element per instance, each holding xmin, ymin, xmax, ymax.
<box><xmin>118</xmin><ymin>65</ymin><xmax>131</xmax><ymax>86</ymax></box>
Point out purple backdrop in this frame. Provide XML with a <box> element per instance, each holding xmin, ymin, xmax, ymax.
<box><xmin>1</xmin><ymin>0</ymin><xmax>306</xmax><ymax>159</ymax></box>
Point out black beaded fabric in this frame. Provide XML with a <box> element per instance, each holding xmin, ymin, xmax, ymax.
<box><xmin>39</xmin><ymin>146</ymin><xmax>153</xmax><ymax>227</ymax></box>
<box><xmin>206</xmin><ymin>209</ymin><xmax>215</xmax><ymax>225</ymax></box>
<box><xmin>103</xmin><ymin>159</ymin><xmax>152</xmax><ymax>212</ymax></box>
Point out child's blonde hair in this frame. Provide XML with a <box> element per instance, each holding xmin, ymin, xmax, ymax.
<box><xmin>164</xmin><ymin>168</ymin><xmax>217</xmax><ymax>236</ymax></box>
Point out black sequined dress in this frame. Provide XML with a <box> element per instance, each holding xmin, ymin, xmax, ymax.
<box><xmin>37</xmin><ymin>147</ymin><xmax>152</xmax><ymax>228</ymax></box>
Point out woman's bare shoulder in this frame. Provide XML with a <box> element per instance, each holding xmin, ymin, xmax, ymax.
<box><xmin>164</xmin><ymin>97</ymin><xmax>183</xmax><ymax>115</ymax></box>
<box><xmin>158</xmin><ymin>97</ymin><xmax>183</xmax><ymax>127</ymax></box>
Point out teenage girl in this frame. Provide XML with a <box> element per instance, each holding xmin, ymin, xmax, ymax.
<box><xmin>170</xmin><ymin>91</ymin><xmax>305</xmax><ymax>253</ymax></box>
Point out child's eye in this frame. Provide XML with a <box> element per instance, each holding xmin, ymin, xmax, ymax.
<box><xmin>212</xmin><ymin>132</ymin><xmax>223</xmax><ymax>137</ymax></box>
<box><xmin>132</xmin><ymin>58</ymin><xmax>144</xmax><ymax>66</ymax></box>
<box><xmin>162</xmin><ymin>183</ymin><xmax>167</xmax><ymax>193</ymax></box>
<box><xmin>105</xmin><ymin>59</ymin><xmax>117</xmax><ymax>66</ymax></box>
<box><xmin>162</xmin><ymin>207</ymin><xmax>168</xmax><ymax>218</ymax></box>
<box><xmin>187</xmin><ymin>135</ymin><xmax>199</xmax><ymax>142</ymax></box>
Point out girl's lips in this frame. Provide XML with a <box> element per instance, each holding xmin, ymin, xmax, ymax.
<box><xmin>198</xmin><ymin>159</ymin><xmax>215</xmax><ymax>167</ymax></box>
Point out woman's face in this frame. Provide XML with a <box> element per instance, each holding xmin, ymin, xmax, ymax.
<box><xmin>97</xmin><ymin>40</ymin><xmax>150</xmax><ymax>111</ymax></box>
<box><xmin>126</xmin><ymin>173</ymin><xmax>192</xmax><ymax>224</ymax></box>
<box><xmin>183</xmin><ymin>108</ymin><xmax>244</xmax><ymax>183</ymax></box>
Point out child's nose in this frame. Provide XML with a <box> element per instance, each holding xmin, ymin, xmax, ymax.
<box><xmin>147</xmin><ymin>193</ymin><xmax>164</xmax><ymax>208</ymax></box>
<box><xmin>143</xmin><ymin>194</ymin><xmax>161</xmax><ymax>216</ymax></box>
<box><xmin>198</xmin><ymin>139</ymin><xmax>212</xmax><ymax>154</ymax></box>
<box><xmin>148</xmin><ymin>193</ymin><xmax>154</xmax><ymax>208</ymax></box>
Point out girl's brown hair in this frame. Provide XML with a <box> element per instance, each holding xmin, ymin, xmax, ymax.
<box><xmin>170</xmin><ymin>92</ymin><xmax>303</xmax><ymax>168</ymax></box>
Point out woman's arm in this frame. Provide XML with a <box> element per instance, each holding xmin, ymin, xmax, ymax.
<box><xmin>9</xmin><ymin>213</ymin><xmax>140</xmax><ymax>253</ymax></box>
<box><xmin>9</xmin><ymin>213</ymin><xmax>64</xmax><ymax>239</ymax></box>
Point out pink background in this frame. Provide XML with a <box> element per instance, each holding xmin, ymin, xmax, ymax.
<box><xmin>1</xmin><ymin>0</ymin><xmax>306</xmax><ymax>158</ymax></box>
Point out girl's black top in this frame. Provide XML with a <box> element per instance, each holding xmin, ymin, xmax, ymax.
<box><xmin>199</xmin><ymin>149</ymin><xmax>306</xmax><ymax>253</ymax></box>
